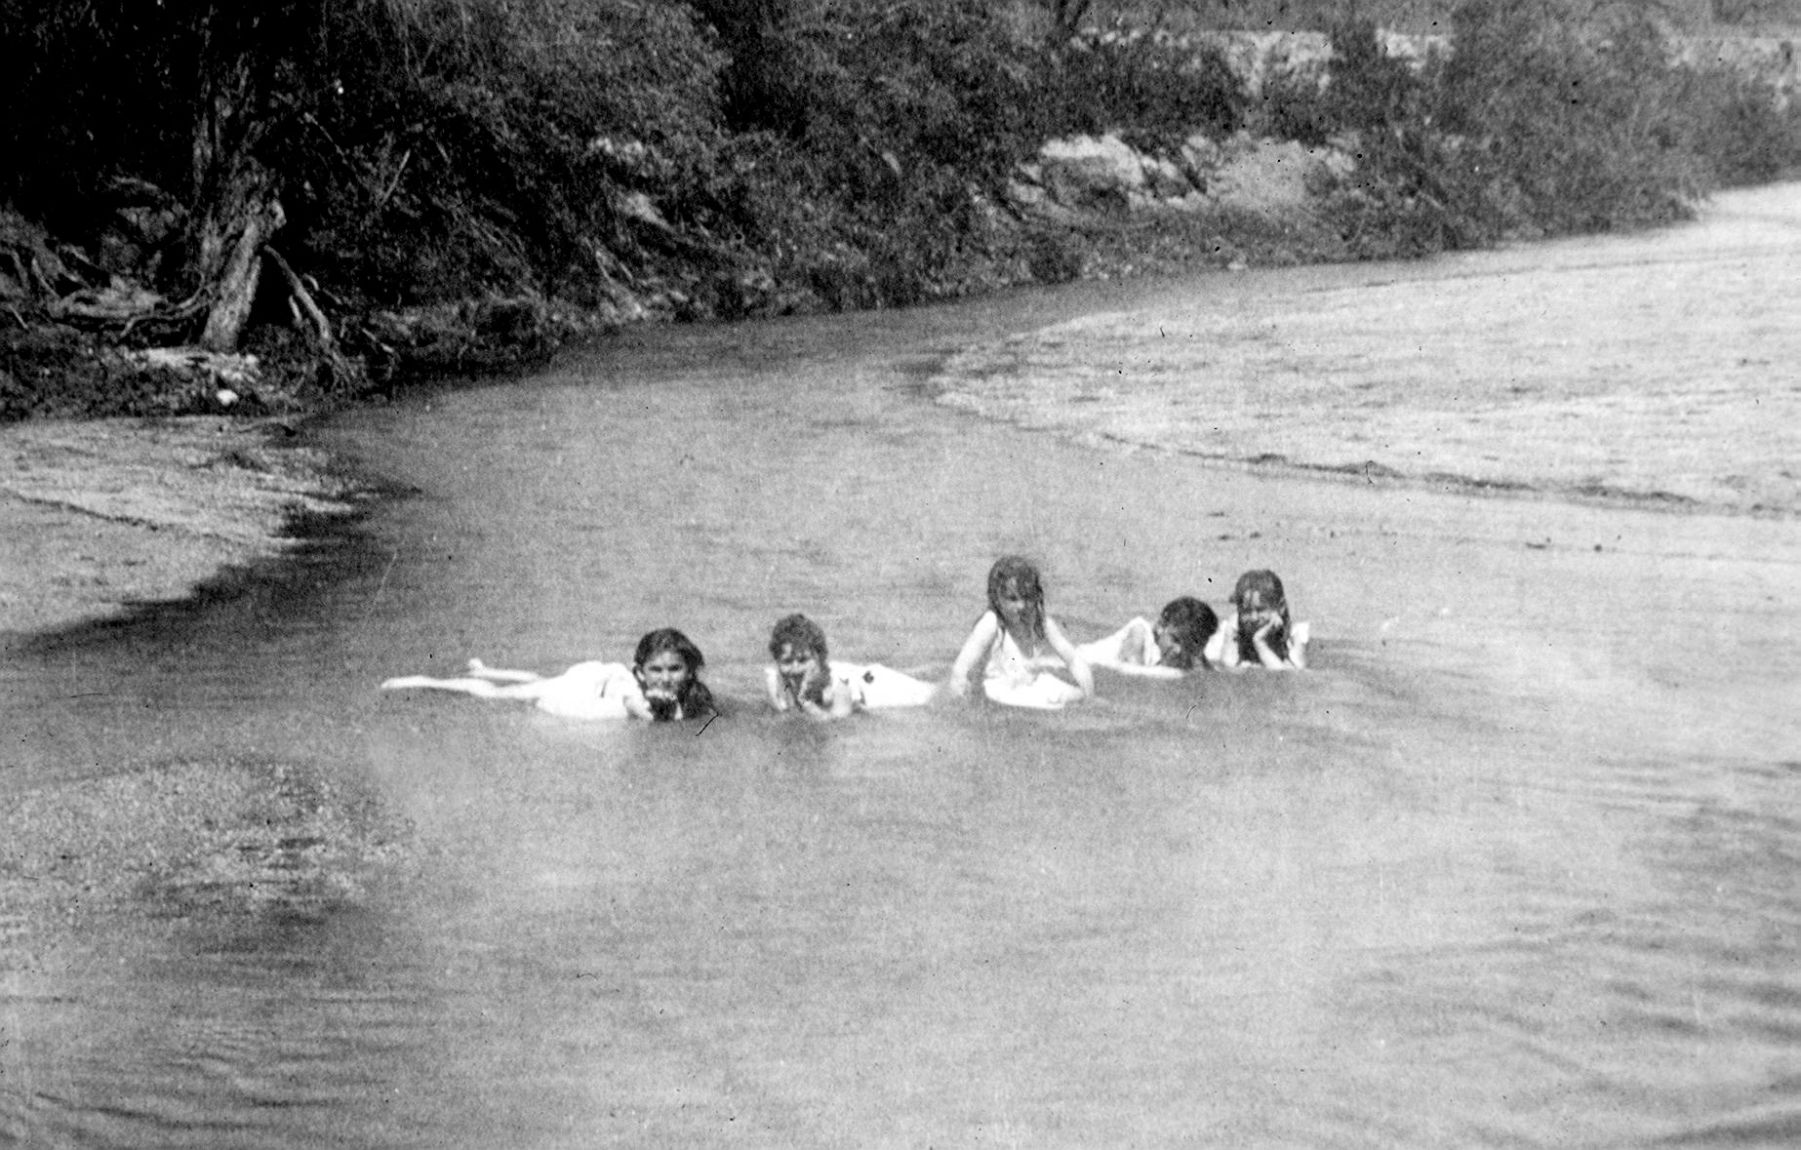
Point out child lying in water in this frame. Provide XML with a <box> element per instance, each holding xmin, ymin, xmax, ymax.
<box><xmin>381</xmin><ymin>627</ymin><xmax>716</xmax><ymax>721</ymax></box>
<box><xmin>949</xmin><ymin>556</ymin><xmax>1094</xmax><ymax>709</ymax></box>
<box><xmin>765</xmin><ymin>613</ymin><xmax>938</xmax><ymax>720</ymax></box>
<box><xmin>1078</xmin><ymin>596</ymin><xmax>1221</xmax><ymax>678</ymax></box>
<box><xmin>1205</xmin><ymin>570</ymin><xmax>1310</xmax><ymax>671</ymax></box>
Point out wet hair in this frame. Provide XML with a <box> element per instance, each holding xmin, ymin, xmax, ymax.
<box><xmin>1230</xmin><ymin>569</ymin><xmax>1292</xmax><ymax>664</ymax></box>
<box><xmin>632</xmin><ymin>628</ymin><xmax>715</xmax><ymax>721</ymax></box>
<box><xmin>1156</xmin><ymin>596</ymin><xmax>1221</xmax><ymax>671</ymax></box>
<box><xmin>768</xmin><ymin>613</ymin><xmax>830</xmax><ymax>707</ymax></box>
<box><xmin>985</xmin><ymin>555</ymin><xmax>1047</xmax><ymax>644</ymax></box>
<box><xmin>767</xmin><ymin>614</ymin><xmax>828</xmax><ymax>663</ymax></box>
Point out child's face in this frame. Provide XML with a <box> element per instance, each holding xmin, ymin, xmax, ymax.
<box><xmin>774</xmin><ymin>643</ymin><xmax>823</xmax><ymax>691</ymax></box>
<box><xmin>1239</xmin><ymin>591</ymin><xmax>1282</xmax><ymax>633</ymax></box>
<box><xmin>638</xmin><ymin>648</ymin><xmax>693</xmax><ymax>696</ymax></box>
<box><xmin>1153</xmin><ymin>623</ymin><xmax>1184</xmax><ymax>662</ymax></box>
<box><xmin>995</xmin><ymin>579</ymin><xmax>1031</xmax><ymax>627</ymax></box>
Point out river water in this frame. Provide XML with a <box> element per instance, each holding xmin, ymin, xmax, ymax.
<box><xmin>4</xmin><ymin>188</ymin><xmax>1799</xmax><ymax>1148</ymax></box>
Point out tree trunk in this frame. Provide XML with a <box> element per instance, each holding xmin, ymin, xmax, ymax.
<box><xmin>197</xmin><ymin>169</ymin><xmax>283</xmax><ymax>352</ymax></box>
<box><xmin>189</xmin><ymin>49</ymin><xmax>282</xmax><ymax>353</ymax></box>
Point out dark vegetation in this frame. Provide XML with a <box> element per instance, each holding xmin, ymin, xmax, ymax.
<box><xmin>3</xmin><ymin>0</ymin><xmax>1799</xmax><ymax>419</ymax></box>
<box><xmin>1269</xmin><ymin>1</ymin><xmax>1801</xmax><ymax>255</ymax></box>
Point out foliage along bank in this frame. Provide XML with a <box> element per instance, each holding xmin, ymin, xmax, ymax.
<box><xmin>2</xmin><ymin>0</ymin><xmax>1799</xmax><ymax>421</ymax></box>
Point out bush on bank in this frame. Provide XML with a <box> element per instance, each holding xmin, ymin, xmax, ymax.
<box><xmin>2</xmin><ymin>0</ymin><xmax>1799</xmax><ymax>420</ymax></box>
<box><xmin>1272</xmin><ymin>1</ymin><xmax>1801</xmax><ymax>256</ymax></box>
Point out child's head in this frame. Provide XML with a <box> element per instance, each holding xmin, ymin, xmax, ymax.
<box><xmin>768</xmin><ymin>614</ymin><xmax>828</xmax><ymax>663</ymax></box>
<box><xmin>634</xmin><ymin>628</ymin><xmax>707</xmax><ymax>720</ymax></box>
<box><xmin>1231</xmin><ymin>570</ymin><xmax>1290</xmax><ymax>627</ymax></box>
<box><xmin>1155</xmin><ymin>596</ymin><xmax>1221</xmax><ymax>670</ymax></box>
<box><xmin>1231</xmin><ymin>570</ymin><xmax>1292</xmax><ymax>661</ymax></box>
<box><xmin>986</xmin><ymin>555</ymin><xmax>1047</xmax><ymax>640</ymax></box>
<box><xmin>768</xmin><ymin>613</ymin><xmax>830</xmax><ymax>704</ymax></box>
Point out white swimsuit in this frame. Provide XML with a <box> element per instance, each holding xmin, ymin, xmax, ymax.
<box><xmin>982</xmin><ymin>629</ymin><xmax>1085</xmax><ymax>710</ymax></box>
<box><xmin>523</xmin><ymin>661</ymin><xmax>642</xmax><ymax>720</ymax></box>
<box><xmin>830</xmin><ymin>661</ymin><xmax>939</xmax><ymax>710</ymax></box>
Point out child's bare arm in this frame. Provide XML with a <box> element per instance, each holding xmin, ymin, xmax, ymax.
<box><xmin>620</xmin><ymin>682</ymin><xmax>656</xmax><ymax>720</ymax></box>
<box><xmin>1083</xmin><ymin>617</ymin><xmax>1151</xmax><ymax>668</ymax></box>
<box><xmin>1045</xmin><ymin>617</ymin><xmax>1096</xmax><ymax>698</ymax></box>
<box><xmin>1206</xmin><ymin>620</ymin><xmax>1234</xmax><ymax>669</ymax></box>
<box><xmin>1109</xmin><ymin>660</ymin><xmax>1185</xmax><ymax>680</ymax></box>
<box><xmin>796</xmin><ymin>687</ymin><xmax>853</xmax><ymax>722</ymax></box>
<box><xmin>764</xmin><ymin>666</ymin><xmax>791</xmax><ymax>711</ymax></box>
<box><xmin>1126</xmin><ymin>617</ymin><xmax>1156</xmax><ymax>664</ymax></box>
<box><xmin>949</xmin><ymin>612</ymin><xmax>999</xmax><ymax>696</ymax></box>
<box><xmin>1250</xmin><ymin>618</ymin><xmax>1304</xmax><ymax>671</ymax></box>
<box><xmin>823</xmin><ymin>673</ymin><xmax>857</xmax><ymax>719</ymax></box>
<box><xmin>1287</xmin><ymin>621</ymin><xmax>1311</xmax><ymax>671</ymax></box>
<box><xmin>1115</xmin><ymin>617</ymin><xmax>1183</xmax><ymax>676</ymax></box>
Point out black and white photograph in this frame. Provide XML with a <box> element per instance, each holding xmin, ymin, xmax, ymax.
<box><xmin>3</xmin><ymin>1</ymin><xmax>1797</xmax><ymax>1145</ymax></box>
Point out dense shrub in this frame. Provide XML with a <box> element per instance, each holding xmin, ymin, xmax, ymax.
<box><xmin>0</xmin><ymin>0</ymin><xmax>734</xmax><ymax>309</ymax></box>
<box><xmin>1257</xmin><ymin>63</ymin><xmax>1336</xmax><ymax>146</ymax></box>
<box><xmin>673</xmin><ymin>1</ymin><xmax>1053</xmax><ymax>307</ymax></box>
<box><xmin>1289</xmin><ymin>20</ymin><xmax>1482</xmax><ymax>255</ymax></box>
<box><xmin>1323</xmin><ymin>17</ymin><xmax>1424</xmax><ymax>132</ymax></box>
<box><xmin>1303</xmin><ymin>2</ymin><xmax>1775</xmax><ymax>251</ymax></box>
<box><xmin>0</xmin><ymin>2</ymin><xmax>314</xmax><ymax>237</ymax></box>
<box><xmin>275</xmin><ymin>0</ymin><xmax>732</xmax><ymax>307</ymax></box>
<box><xmin>1047</xmin><ymin>29</ymin><xmax>1246</xmax><ymax>149</ymax></box>
<box><xmin>1435</xmin><ymin>0</ymin><xmax>1706</xmax><ymax>234</ymax></box>
<box><xmin>1665</xmin><ymin>64</ymin><xmax>1801</xmax><ymax>185</ymax></box>
<box><xmin>686</xmin><ymin>0</ymin><xmax>814</xmax><ymax>136</ymax></box>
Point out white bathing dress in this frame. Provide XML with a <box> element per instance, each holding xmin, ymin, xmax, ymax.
<box><xmin>525</xmin><ymin>661</ymin><xmax>644</xmax><ymax>720</ymax></box>
<box><xmin>380</xmin><ymin>660</ymin><xmax>644</xmax><ymax>720</ymax></box>
<box><xmin>981</xmin><ymin>628</ymin><xmax>1086</xmax><ymax>710</ymax></box>
<box><xmin>826</xmin><ymin>661</ymin><xmax>939</xmax><ymax>709</ymax></box>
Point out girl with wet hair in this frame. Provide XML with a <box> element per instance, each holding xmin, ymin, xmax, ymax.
<box><xmin>1205</xmin><ymin>569</ymin><xmax>1310</xmax><ymax>671</ymax></box>
<box><xmin>631</xmin><ymin>627</ymin><xmax>716</xmax><ymax>720</ymax></box>
<box><xmin>949</xmin><ymin>555</ymin><xmax>1094</xmax><ymax>709</ymax></box>
<box><xmin>764</xmin><ymin>613</ymin><xmax>937</xmax><ymax>720</ymax></box>
<box><xmin>380</xmin><ymin>628</ymin><xmax>716</xmax><ymax>721</ymax></box>
<box><xmin>1079</xmin><ymin>595</ymin><xmax>1221</xmax><ymax>678</ymax></box>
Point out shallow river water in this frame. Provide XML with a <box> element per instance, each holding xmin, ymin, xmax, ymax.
<box><xmin>4</xmin><ymin>188</ymin><xmax>1800</xmax><ymax>1148</ymax></box>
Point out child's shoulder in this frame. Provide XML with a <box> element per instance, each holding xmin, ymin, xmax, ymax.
<box><xmin>1204</xmin><ymin>613</ymin><xmax>1240</xmax><ymax>651</ymax></box>
<box><xmin>968</xmin><ymin>608</ymin><xmax>1003</xmax><ymax>632</ymax></box>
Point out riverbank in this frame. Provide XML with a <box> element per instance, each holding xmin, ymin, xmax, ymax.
<box><xmin>1</xmin><ymin>419</ymin><xmax>401</xmax><ymax>975</ymax></box>
<box><xmin>11</xmin><ymin>5</ymin><xmax>1801</xmax><ymax>426</ymax></box>
<box><xmin>0</xmin><ymin>416</ymin><xmax>365</xmax><ymax>640</ymax></box>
